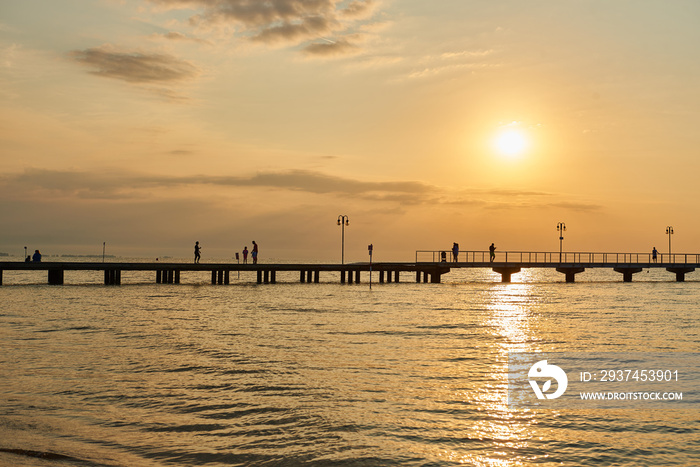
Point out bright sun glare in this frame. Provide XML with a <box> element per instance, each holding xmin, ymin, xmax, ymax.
<box><xmin>494</xmin><ymin>128</ymin><xmax>528</xmax><ymax>158</ymax></box>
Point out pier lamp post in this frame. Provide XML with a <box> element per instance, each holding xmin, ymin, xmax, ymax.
<box><xmin>24</xmin><ymin>246</ymin><xmax>27</xmax><ymax>261</ymax></box>
<box><xmin>666</xmin><ymin>226</ymin><xmax>674</xmax><ymax>259</ymax></box>
<box><xmin>337</xmin><ymin>215</ymin><xmax>350</xmax><ymax>264</ymax></box>
<box><xmin>557</xmin><ymin>222</ymin><xmax>566</xmax><ymax>262</ymax></box>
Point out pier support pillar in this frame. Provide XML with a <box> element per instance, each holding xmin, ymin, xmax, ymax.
<box><xmin>380</xmin><ymin>271</ymin><xmax>385</xmax><ymax>283</ymax></box>
<box><xmin>271</xmin><ymin>270</ymin><xmax>276</xmax><ymax>284</ymax></box>
<box><xmin>307</xmin><ymin>270</ymin><xmax>312</xmax><ymax>283</ymax></box>
<box><xmin>666</xmin><ymin>267</ymin><xmax>695</xmax><ymax>282</ymax></box>
<box><xmin>224</xmin><ymin>270</ymin><xmax>230</xmax><ymax>285</ymax></box>
<box><xmin>614</xmin><ymin>267</ymin><xmax>643</xmax><ymax>282</ymax></box>
<box><xmin>314</xmin><ymin>271</ymin><xmax>320</xmax><ymax>283</ymax></box>
<box><xmin>493</xmin><ymin>267</ymin><xmax>521</xmax><ymax>283</ymax></box>
<box><xmin>0</xmin><ymin>269</ymin><xmax>3</xmax><ymax>286</ymax></box>
<box><xmin>340</xmin><ymin>270</ymin><xmax>345</xmax><ymax>283</ymax></box>
<box><xmin>256</xmin><ymin>270</ymin><xmax>262</xmax><ymax>284</ymax></box>
<box><xmin>387</xmin><ymin>271</ymin><xmax>392</xmax><ymax>283</ymax></box>
<box><xmin>394</xmin><ymin>271</ymin><xmax>400</xmax><ymax>283</ymax></box>
<box><xmin>212</xmin><ymin>271</ymin><xmax>217</xmax><ymax>284</ymax></box>
<box><xmin>423</xmin><ymin>272</ymin><xmax>429</xmax><ymax>283</ymax></box>
<box><xmin>264</xmin><ymin>270</ymin><xmax>269</xmax><ymax>284</ymax></box>
<box><xmin>556</xmin><ymin>267</ymin><xmax>585</xmax><ymax>283</ymax></box>
<box><xmin>156</xmin><ymin>270</ymin><xmax>162</xmax><ymax>284</ymax></box>
<box><xmin>104</xmin><ymin>269</ymin><xmax>122</xmax><ymax>285</ymax></box>
<box><xmin>301</xmin><ymin>270</ymin><xmax>306</xmax><ymax>283</ymax></box>
<box><xmin>347</xmin><ymin>270</ymin><xmax>353</xmax><ymax>283</ymax></box>
<box><xmin>415</xmin><ymin>271</ymin><xmax>420</xmax><ymax>283</ymax></box>
<box><xmin>430</xmin><ymin>272</ymin><xmax>441</xmax><ymax>283</ymax></box>
<box><xmin>48</xmin><ymin>269</ymin><xmax>64</xmax><ymax>285</ymax></box>
<box><xmin>355</xmin><ymin>271</ymin><xmax>360</xmax><ymax>283</ymax></box>
<box><xmin>175</xmin><ymin>270</ymin><xmax>180</xmax><ymax>284</ymax></box>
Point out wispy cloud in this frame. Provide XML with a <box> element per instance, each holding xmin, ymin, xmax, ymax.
<box><xmin>68</xmin><ymin>46</ymin><xmax>200</xmax><ymax>84</ymax></box>
<box><xmin>1</xmin><ymin>168</ymin><xmax>602</xmax><ymax>212</ymax></box>
<box><xmin>151</xmin><ymin>31</ymin><xmax>212</xmax><ymax>45</ymax></box>
<box><xmin>303</xmin><ymin>38</ymin><xmax>360</xmax><ymax>57</ymax></box>
<box><xmin>403</xmin><ymin>48</ymin><xmax>498</xmax><ymax>81</ymax></box>
<box><xmin>147</xmin><ymin>0</ymin><xmax>380</xmax><ymax>55</ymax></box>
<box><xmin>1</xmin><ymin>168</ymin><xmax>432</xmax><ymax>200</ymax></box>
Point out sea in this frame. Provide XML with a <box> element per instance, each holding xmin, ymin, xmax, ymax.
<box><xmin>0</xmin><ymin>256</ymin><xmax>698</xmax><ymax>466</ymax></box>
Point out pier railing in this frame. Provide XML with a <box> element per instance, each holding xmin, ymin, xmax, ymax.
<box><xmin>416</xmin><ymin>250</ymin><xmax>700</xmax><ymax>265</ymax></box>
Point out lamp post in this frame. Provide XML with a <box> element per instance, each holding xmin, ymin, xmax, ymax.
<box><xmin>557</xmin><ymin>222</ymin><xmax>566</xmax><ymax>262</ymax></box>
<box><xmin>24</xmin><ymin>246</ymin><xmax>27</xmax><ymax>261</ymax></box>
<box><xmin>337</xmin><ymin>215</ymin><xmax>349</xmax><ymax>264</ymax></box>
<box><xmin>666</xmin><ymin>226</ymin><xmax>674</xmax><ymax>260</ymax></box>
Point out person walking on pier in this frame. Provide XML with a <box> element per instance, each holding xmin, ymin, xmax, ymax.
<box><xmin>252</xmin><ymin>241</ymin><xmax>258</xmax><ymax>264</ymax></box>
<box><xmin>242</xmin><ymin>246</ymin><xmax>248</xmax><ymax>264</ymax></box>
<box><xmin>652</xmin><ymin>247</ymin><xmax>658</xmax><ymax>263</ymax></box>
<box><xmin>194</xmin><ymin>241</ymin><xmax>201</xmax><ymax>263</ymax></box>
<box><xmin>489</xmin><ymin>243</ymin><xmax>496</xmax><ymax>262</ymax></box>
<box><xmin>452</xmin><ymin>242</ymin><xmax>459</xmax><ymax>262</ymax></box>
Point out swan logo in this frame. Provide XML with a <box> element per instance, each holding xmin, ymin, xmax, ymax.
<box><xmin>528</xmin><ymin>360</ymin><xmax>568</xmax><ymax>400</ymax></box>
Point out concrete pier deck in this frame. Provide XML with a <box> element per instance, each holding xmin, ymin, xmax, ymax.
<box><xmin>1</xmin><ymin>250</ymin><xmax>698</xmax><ymax>285</ymax></box>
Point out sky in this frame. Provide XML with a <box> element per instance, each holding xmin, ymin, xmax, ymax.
<box><xmin>1</xmin><ymin>0</ymin><xmax>700</xmax><ymax>261</ymax></box>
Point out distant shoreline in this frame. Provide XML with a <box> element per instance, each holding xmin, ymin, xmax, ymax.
<box><xmin>58</xmin><ymin>254</ymin><xmax>117</xmax><ymax>258</ymax></box>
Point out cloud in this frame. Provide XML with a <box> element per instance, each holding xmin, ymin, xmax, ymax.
<box><xmin>303</xmin><ymin>38</ymin><xmax>360</xmax><ymax>57</ymax></box>
<box><xmin>341</xmin><ymin>0</ymin><xmax>376</xmax><ymax>18</ymax></box>
<box><xmin>252</xmin><ymin>15</ymin><xmax>334</xmax><ymax>44</ymax></box>
<box><xmin>68</xmin><ymin>46</ymin><xmax>200</xmax><ymax>84</ymax></box>
<box><xmin>0</xmin><ymin>168</ymin><xmax>601</xmax><ymax>211</ymax></box>
<box><xmin>147</xmin><ymin>0</ymin><xmax>380</xmax><ymax>51</ymax></box>
<box><xmin>152</xmin><ymin>31</ymin><xmax>212</xmax><ymax>45</ymax></box>
<box><xmin>0</xmin><ymin>168</ymin><xmax>432</xmax><ymax>201</ymax></box>
<box><xmin>401</xmin><ymin>48</ymin><xmax>499</xmax><ymax>81</ymax></box>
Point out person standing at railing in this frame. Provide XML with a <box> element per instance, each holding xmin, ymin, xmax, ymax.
<box><xmin>489</xmin><ymin>243</ymin><xmax>496</xmax><ymax>262</ymax></box>
<box><xmin>652</xmin><ymin>247</ymin><xmax>658</xmax><ymax>263</ymax></box>
<box><xmin>452</xmin><ymin>243</ymin><xmax>459</xmax><ymax>262</ymax></box>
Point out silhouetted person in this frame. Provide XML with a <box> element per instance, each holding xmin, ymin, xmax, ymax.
<box><xmin>489</xmin><ymin>243</ymin><xmax>496</xmax><ymax>262</ymax></box>
<box><xmin>25</xmin><ymin>255</ymin><xmax>31</xmax><ymax>262</ymax></box>
<box><xmin>452</xmin><ymin>242</ymin><xmax>459</xmax><ymax>262</ymax></box>
<box><xmin>194</xmin><ymin>241</ymin><xmax>201</xmax><ymax>263</ymax></box>
<box><xmin>251</xmin><ymin>241</ymin><xmax>258</xmax><ymax>264</ymax></box>
<box><xmin>242</xmin><ymin>246</ymin><xmax>248</xmax><ymax>264</ymax></box>
<box><xmin>32</xmin><ymin>250</ymin><xmax>42</xmax><ymax>262</ymax></box>
<box><xmin>652</xmin><ymin>247</ymin><xmax>658</xmax><ymax>263</ymax></box>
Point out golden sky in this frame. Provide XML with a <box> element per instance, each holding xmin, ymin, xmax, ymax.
<box><xmin>1</xmin><ymin>0</ymin><xmax>699</xmax><ymax>261</ymax></box>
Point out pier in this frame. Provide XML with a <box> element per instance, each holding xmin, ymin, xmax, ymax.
<box><xmin>0</xmin><ymin>250</ymin><xmax>698</xmax><ymax>285</ymax></box>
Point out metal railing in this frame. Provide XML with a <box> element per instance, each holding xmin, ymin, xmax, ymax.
<box><xmin>415</xmin><ymin>250</ymin><xmax>700</xmax><ymax>265</ymax></box>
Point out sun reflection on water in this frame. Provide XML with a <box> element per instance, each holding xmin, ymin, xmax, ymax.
<box><xmin>448</xmin><ymin>270</ymin><xmax>545</xmax><ymax>465</ymax></box>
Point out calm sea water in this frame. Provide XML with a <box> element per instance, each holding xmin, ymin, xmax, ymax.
<box><xmin>1</xmin><ymin>260</ymin><xmax>698</xmax><ymax>466</ymax></box>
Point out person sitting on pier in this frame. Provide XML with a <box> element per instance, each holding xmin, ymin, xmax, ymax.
<box><xmin>32</xmin><ymin>250</ymin><xmax>42</xmax><ymax>262</ymax></box>
<box><xmin>489</xmin><ymin>243</ymin><xmax>496</xmax><ymax>262</ymax></box>
<box><xmin>251</xmin><ymin>241</ymin><xmax>258</xmax><ymax>264</ymax></box>
<box><xmin>194</xmin><ymin>241</ymin><xmax>201</xmax><ymax>263</ymax></box>
<box><xmin>243</xmin><ymin>246</ymin><xmax>248</xmax><ymax>264</ymax></box>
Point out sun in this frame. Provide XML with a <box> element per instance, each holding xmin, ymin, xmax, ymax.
<box><xmin>493</xmin><ymin>127</ymin><xmax>529</xmax><ymax>158</ymax></box>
